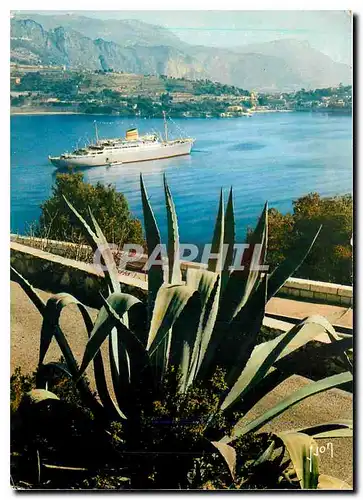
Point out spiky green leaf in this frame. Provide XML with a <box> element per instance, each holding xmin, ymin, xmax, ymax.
<box><xmin>168</xmin><ymin>291</ymin><xmax>201</xmax><ymax>391</ymax></box>
<box><xmin>221</xmin><ymin>187</ymin><xmax>235</xmax><ymax>294</ymax></box>
<box><xmin>39</xmin><ymin>293</ymin><xmax>104</xmax><ymax>416</ymax></box>
<box><xmin>211</xmin><ymin>441</ymin><xmax>236</xmax><ymax>480</ymax></box>
<box><xmin>287</xmin><ymin>420</ymin><xmax>353</xmax><ymax>439</ymax></box>
<box><xmin>78</xmin><ymin>292</ymin><xmax>144</xmax><ymax>377</ymax></box>
<box><xmin>11</xmin><ymin>266</ymin><xmax>46</xmax><ymax>315</ymax></box>
<box><xmin>163</xmin><ymin>174</ymin><xmax>181</xmax><ymax>285</ymax></box>
<box><xmin>218</xmin><ymin>201</ymin><xmax>268</xmax><ymax>323</ymax></box>
<box><xmin>224</xmin><ymin>371</ymin><xmax>353</xmax><ymax>442</ymax></box>
<box><xmin>140</xmin><ymin>174</ymin><xmax>164</xmax><ymax>317</ymax></box>
<box><xmin>63</xmin><ymin>196</ymin><xmax>120</xmax><ymax>294</ymax></box>
<box><xmin>221</xmin><ymin>315</ymin><xmax>342</xmax><ymax>412</ymax></box>
<box><xmin>208</xmin><ymin>189</ymin><xmax>224</xmax><ymax>272</ymax></box>
<box><xmin>185</xmin><ymin>268</ymin><xmax>220</xmax><ymax>384</ymax></box>
<box><xmin>275</xmin><ymin>432</ymin><xmax>319</xmax><ymax>489</ymax></box>
<box><xmin>267</xmin><ymin>225</ymin><xmax>322</xmax><ymax>301</ymax></box>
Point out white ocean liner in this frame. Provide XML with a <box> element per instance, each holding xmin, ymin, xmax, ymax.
<box><xmin>49</xmin><ymin>113</ymin><xmax>194</xmax><ymax>169</ymax></box>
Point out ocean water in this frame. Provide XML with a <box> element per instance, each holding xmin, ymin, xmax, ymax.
<box><xmin>11</xmin><ymin>112</ymin><xmax>352</xmax><ymax>245</ymax></box>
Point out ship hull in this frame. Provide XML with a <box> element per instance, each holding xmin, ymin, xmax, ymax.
<box><xmin>49</xmin><ymin>141</ymin><xmax>193</xmax><ymax>169</ymax></box>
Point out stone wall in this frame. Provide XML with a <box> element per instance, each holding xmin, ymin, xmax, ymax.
<box><xmin>10</xmin><ymin>241</ymin><xmax>147</xmax><ymax>308</ymax></box>
<box><xmin>11</xmin><ymin>240</ymin><xmax>353</xmax><ymax>308</ymax></box>
<box><xmin>278</xmin><ymin>277</ymin><xmax>352</xmax><ymax>307</ymax></box>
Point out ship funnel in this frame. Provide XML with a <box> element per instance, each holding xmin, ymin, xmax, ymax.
<box><xmin>126</xmin><ymin>128</ymin><xmax>139</xmax><ymax>141</ymax></box>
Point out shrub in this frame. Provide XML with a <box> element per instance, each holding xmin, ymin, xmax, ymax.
<box><xmin>267</xmin><ymin>193</ymin><xmax>353</xmax><ymax>285</ymax></box>
<box><xmin>37</xmin><ymin>172</ymin><xmax>144</xmax><ymax>248</ymax></box>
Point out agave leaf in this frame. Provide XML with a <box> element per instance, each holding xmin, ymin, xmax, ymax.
<box><xmin>67</xmin><ymin>292</ymin><xmax>128</xmax><ymax>421</ymax></box>
<box><xmin>24</xmin><ymin>278</ymin><xmax>123</xmax><ymax>420</ymax></box>
<box><xmin>212</xmin><ymin>275</ymin><xmax>267</xmax><ymax>387</ymax></box>
<box><xmin>185</xmin><ymin>268</ymin><xmax>220</xmax><ymax>384</ymax></box>
<box><xmin>97</xmin><ymin>295</ymin><xmax>153</xmax><ymax>415</ymax></box>
<box><xmin>39</xmin><ymin>293</ymin><xmax>104</xmax><ymax>416</ymax></box>
<box><xmin>274</xmin><ymin>335</ymin><xmax>353</xmax><ymax>378</ymax></box>
<box><xmin>92</xmin><ymin>348</ymin><xmax>128</xmax><ymax>420</ymax></box>
<box><xmin>221</xmin><ymin>315</ymin><xmax>342</xmax><ymax>412</ymax></box>
<box><xmin>36</xmin><ymin>361</ymin><xmax>72</xmax><ymax>389</ymax></box>
<box><xmin>324</xmin><ymin>329</ymin><xmax>353</xmax><ymax>374</ymax></box>
<box><xmin>147</xmin><ymin>284</ymin><xmax>197</xmax><ymax>352</ymax></box>
<box><xmin>108</xmin><ymin>325</ymin><xmax>132</xmax><ymax>415</ymax></box>
<box><xmin>313</xmin><ymin>428</ymin><xmax>353</xmax><ymax>439</ymax></box>
<box><xmin>218</xmin><ymin>201</ymin><xmax>268</xmax><ymax>324</ymax></box>
<box><xmin>223</xmin><ymin>371</ymin><xmax>353</xmax><ymax>442</ymax></box>
<box><xmin>211</xmin><ymin>441</ymin><xmax>236</xmax><ymax>481</ymax></box>
<box><xmin>87</xmin><ymin>315</ymin><xmax>127</xmax><ymax>421</ymax></box>
<box><xmin>186</xmin><ymin>267</ymin><xmax>219</xmax><ymax>301</ymax></box>
<box><xmin>99</xmin><ymin>295</ymin><xmax>150</xmax><ymax>369</ymax></box>
<box><xmin>22</xmin><ymin>388</ymin><xmax>60</xmax><ymax>405</ymax></box>
<box><xmin>39</xmin><ymin>293</ymin><xmax>85</xmax><ymax>372</ymax></box>
<box><xmin>140</xmin><ymin>174</ymin><xmax>164</xmax><ymax>318</ymax></box>
<box><xmin>78</xmin><ymin>292</ymin><xmax>142</xmax><ymax>376</ymax></box>
<box><xmin>42</xmin><ymin>464</ymin><xmax>88</xmax><ymax>472</ymax></box>
<box><xmin>231</xmin><ymin>335</ymin><xmax>352</xmax><ymax>419</ymax></box>
<box><xmin>63</xmin><ymin>196</ymin><xmax>120</xmax><ymax>294</ymax></box>
<box><xmin>62</xmin><ymin>195</ymin><xmax>98</xmax><ymax>245</ymax></box>
<box><xmin>169</xmin><ymin>291</ymin><xmax>202</xmax><ymax>392</ymax></box>
<box><xmin>163</xmin><ymin>174</ymin><xmax>181</xmax><ymax>285</ymax></box>
<box><xmin>221</xmin><ymin>187</ymin><xmax>235</xmax><ymax>294</ymax></box>
<box><xmin>88</xmin><ymin>208</ymin><xmax>121</xmax><ymax>293</ymax></box>
<box><xmin>286</xmin><ymin>420</ymin><xmax>353</xmax><ymax>439</ymax></box>
<box><xmin>147</xmin><ymin>284</ymin><xmax>198</xmax><ymax>383</ymax></box>
<box><xmin>252</xmin><ymin>440</ymin><xmax>276</xmax><ymax>467</ymax></box>
<box><xmin>266</xmin><ymin>225</ymin><xmax>322</xmax><ymax>302</ymax></box>
<box><xmin>318</xmin><ymin>474</ymin><xmax>352</xmax><ymax>490</ymax></box>
<box><xmin>11</xmin><ymin>266</ymin><xmax>46</xmax><ymax>315</ymax></box>
<box><xmin>208</xmin><ymin>189</ymin><xmax>224</xmax><ymax>272</ymax></box>
<box><xmin>75</xmin><ymin>293</ymin><xmax>147</xmax><ymax>417</ymax></box>
<box><xmin>275</xmin><ymin>432</ymin><xmax>319</xmax><ymax>489</ymax></box>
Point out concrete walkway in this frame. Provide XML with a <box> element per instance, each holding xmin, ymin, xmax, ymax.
<box><xmin>266</xmin><ymin>296</ymin><xmax>353</xmax><ymax>329</ymax></box>
<box><xmin>10</xmin><ymin>281</ymin><xmax>353</xmax><ymax>488</ymax></box>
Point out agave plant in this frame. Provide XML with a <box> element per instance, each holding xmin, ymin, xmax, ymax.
<box><xmin>11</xmin><ymin>174</ymin><xmax>353</xmax><ymax>489</ymax></box>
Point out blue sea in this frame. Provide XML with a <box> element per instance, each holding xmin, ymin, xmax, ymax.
<box><xmin>10</xmin><ymin>112</ymin><xmax>352</xmax><ymax>245</ymax></box>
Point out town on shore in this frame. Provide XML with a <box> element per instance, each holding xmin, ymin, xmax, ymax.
<box><xmin>11</xmin><ymin>64</ymin><xmax>352</xmax><ymax>118</ymax></box>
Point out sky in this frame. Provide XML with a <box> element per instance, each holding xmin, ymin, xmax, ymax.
<box><xmin>13</xmin><ymin>10</ymin><xmax>352</xmax><ymax>64</ymax></box>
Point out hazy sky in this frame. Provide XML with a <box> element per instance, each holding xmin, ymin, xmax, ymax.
<box><xmin>15</xmin><ymin>10</ymin><xmax>352</xmax><ymax>64</ymax></box>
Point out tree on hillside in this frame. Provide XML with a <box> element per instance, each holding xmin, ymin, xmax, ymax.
<box><xmin>37</xmin><ymin>172</ymin><xmax>144</xmax><ymax>248</ymax></box>
<box><xmin>265</xmin><ymin>193</ymin><xmax>353</xmax><ymax>285</ymax></box>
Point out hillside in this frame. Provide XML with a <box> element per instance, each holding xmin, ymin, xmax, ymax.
<box><xmin>233</xmin><ymin>39</ymin><xmax>351</xmax><ymax>89</ymax></box>
<box><xmin>10</xmin><ymin>14</ymin><xmax>352</xmax><ymax>91</ymax></box>
<box><xmin>13</xmin><ymin>13</ymin><xmax>187</xmax><ymax>49</ymax></box>
<box><xmin>10</xmin><ymin>19</ymin><xmax>207</xmax><ymax>80</ymax></box>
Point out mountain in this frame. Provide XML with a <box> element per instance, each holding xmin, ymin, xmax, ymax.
<box><xmin>10</xmin><ymin>15</ymin><xmax>351</xmax><ymax>91</ymax></box>
<box><xmin>12</xmin><ymin>13</ymin><xmax>186</xmax><ymax>49</ymax></box>
<box><xmin>10</xmin><ymin>19</ymin><xmax>207</xmax><ymax>79</ymax></box>
<box><xmin>187</xmin><ymin>45</ymin><xmax>306</xmax><ymax>91</ymax></box>
<box><xmin>232</xmin><ymin>39</ymin><xmax>351</xmax><ymax>89</ymax></box>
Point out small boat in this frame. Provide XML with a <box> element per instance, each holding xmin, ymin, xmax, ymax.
<box><xmin>49</xmin><ymin>113</ymin><xmax>195</xmax><ymax>169</ymax></box>
<box><xmin>107</xmin><ymin>160</ymin><xmax>123</xmax><ymax>166</ymax></box>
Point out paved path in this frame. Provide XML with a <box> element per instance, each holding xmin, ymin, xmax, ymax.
<box><xmin>10</xmin><ymin>281</ymin><xmax>353</xmax><ymax>488</ymax></box>
<box><xmin>266</xmin><ymin>297</ymin><xmax>353</xmax><ymax>329</ymax></box>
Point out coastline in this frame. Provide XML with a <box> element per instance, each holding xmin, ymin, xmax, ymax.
<box><xmin>11</xmin><ymin>109</ymin><xmax>83</xmax><ymax>116</ymax></box>
<box><xmin>11</xmin><ymin>108</ymin><xmax>294</xmax><ymax>117</ymax></box>
<box><xmin>10</xmin><ymin>107</ymin><xmax>350</xmax><ymax>118</ymax></box>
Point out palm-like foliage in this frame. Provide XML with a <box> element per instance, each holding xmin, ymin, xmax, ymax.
<box><xmin>11</xmin><ymin>175</ymin><xmax>353</xmax><ymax>489</ymax></box>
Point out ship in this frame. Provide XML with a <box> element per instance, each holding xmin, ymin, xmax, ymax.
<box><xmin>48</xmin><ymin>113</ymin><xmax>194</xmax><ymax>169</ymax></box>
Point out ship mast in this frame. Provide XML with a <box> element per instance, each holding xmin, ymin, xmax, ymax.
<box><xmin>163</xmin><ymin>111</ymin><xmax>168</xmax><ymax>142</ymax></box>
<box><xmin>94</xmin><ymin>121</ymin><xmax>99</xmax><ymax>144</ymax></box>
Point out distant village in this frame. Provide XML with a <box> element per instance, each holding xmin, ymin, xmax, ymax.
<box><xmin>10</xmin><ymin>64</ymin><xmax>352</xmax><ymax>118</ymax></box>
